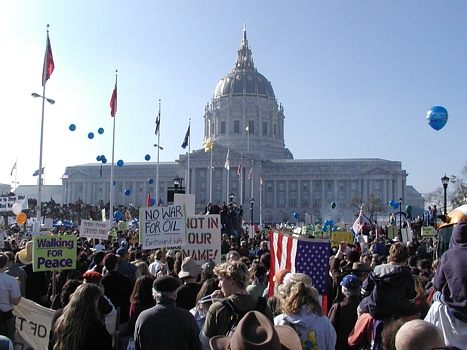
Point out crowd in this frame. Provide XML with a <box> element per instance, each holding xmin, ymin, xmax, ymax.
<box><xmin>0</xmin><ymin>219</ymin><xmax>464</xmax><ymax>350</ymax></box>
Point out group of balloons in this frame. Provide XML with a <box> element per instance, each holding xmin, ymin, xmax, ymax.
<box><xmin>12</xmin><ymin>203</ymin><xmax>27</xmax><ymax>225</ymax></box>
<box><xmin>426</xmin><ymin>106</ymin><xmax>448</xmax><ymax>131</ymax></box>
<box><xmin>322</xmin><ymin>220</ymin><xmax>337</xmax><ymax>232</ymax></box>
<box><xmin>388</xmin><ymin>200</ymin><xmax>400</xmax><ymax>209</ymax></box>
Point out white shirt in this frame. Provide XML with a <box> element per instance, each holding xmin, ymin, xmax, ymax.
<box><xmin>148</xmin><ymin>260</ymin><xmax>162</xmax><ymax>276</ymax></box>
<box><xmin>0</xmin><ymin>272</ymin><xmax>21</xmax><ymax>312</ymax></box>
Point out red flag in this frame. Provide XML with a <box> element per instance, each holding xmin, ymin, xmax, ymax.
<box><xmin>146</xmin><ymin>193</ymin><xmax>151</xmax><ymax>207</ymax></box>
<box><xmin>237</xmin><ymin>162</ymin><xmax>242</xmax><ymax>176</ymax></box>
<box><xmin>42</xmin><ymin>36</ymin><xmax>55</xmax><ymax>86</ymax></box>
<box><xmin>110</xmin><ymin>85</ymin><xmax>117</xmax><ymax>117</ymax></box>
<box><xmin>248</xmin><ymin>167</ymin><xmax>253</xmax><ymax>180</ymax></box>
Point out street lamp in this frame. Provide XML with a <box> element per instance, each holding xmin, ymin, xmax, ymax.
<box><xmin>441</xmin><ymin>174</ymin><xmax>450</xmax><ymax>215</ymax></box>
<box><xmin>250</xmin><ymin>198</ymin><xmax>255</xmax><ymax>225</ymax></box>
<box><xmin>173</xmin><ymin>177</ymin><xmax>181</xmax><ymax>193</ymax></box>
<box><xmin>229</xmin><ymin>193</ymin><xmax>234</xmax><ymax>203</ymax></box>
<box><xmin>398</xmin><ymin>198</ymin><xmax>403</xmax><ymax>233</ymax></box>
<box><xmin>153</xmin><ymin>144</ymin><xmax>164</xmax><ymax>150</ymax></box>
<box><xmin>32</xmin><ymin>92</ymin><xmax>55</xmax><ymax>105</ymax></box>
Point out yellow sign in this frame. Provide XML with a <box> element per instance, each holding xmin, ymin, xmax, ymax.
<box><xmin>33</xmin><ymin>236</ymin><xmax>77</xmax><ymax>272</ymax></box>
<box><xmin>421</xmin><ymin>226</ymin><xmax>434</xmax><ymax>236</ymax></box>
<box><xmin>331</xmin><ymin>232</ymin><xmax>353</xmax><ymax>247</ymax></box>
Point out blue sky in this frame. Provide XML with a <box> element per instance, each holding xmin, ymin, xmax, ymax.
<box><xmin>1</xmin><ymin>1</ymin><xmax>465</xmax><ymax>196</ymax></box>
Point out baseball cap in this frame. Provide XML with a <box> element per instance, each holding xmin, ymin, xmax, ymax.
<box><xmin>340</xmin><ymin>274</ymin><xmax>360</xmax><ymax>289</ymax></box>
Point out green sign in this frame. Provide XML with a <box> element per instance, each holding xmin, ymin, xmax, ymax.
<box><xmin>33</xmin><ymin>236</ymin><xmax>77</xmax><ymax>272</ymax></box>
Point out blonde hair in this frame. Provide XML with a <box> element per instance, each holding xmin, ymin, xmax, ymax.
<box><xmin>214</xmin><ymin>261</ymin><xmax>249</xmax><ymax>289</ymax></box>
<box><xmin>136</xmin><ymin>261</ymin><xmax>152</xmax><ymax>277</ymax></box>
<box><xmin>282</xmin><ymin>282</ymin><xmax>323</xmax><ymax>316</ymax></box>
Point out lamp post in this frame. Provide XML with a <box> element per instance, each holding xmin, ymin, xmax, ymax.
<box><xmin>250</xmin><ymin>198</ymin><xmax>255</xmax><ymax>225</ymax></box>
<box><xmin>173</xmin><ymin>177</ymin><xmax>180</xmax><ymax>193</ymax></box>
<box><xmin>229</xmin><ymin>193</ymin><xmax>234</xmax><ymax>204</ymax></box>
<box><xmin>441</xmin><ymin>174</ymin><xmax>450</xmax><ymax>215</ymax></box>
<box><xmin>398</xmin><ymin>198</ymin><xmax>403</xmax><ymax>233</ymax></box>
<box><xmin>153</xmin><ymin>144</ymin><xmax>164</xmax><ymax>150</ymax></box>
<box><xmin>32</xmin><ymin>92</ymin><xmax>55</xmax><ymax>229</ymax></box>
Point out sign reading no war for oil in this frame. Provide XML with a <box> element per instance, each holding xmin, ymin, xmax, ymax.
<box><xmin>33</xmin><ymin>235</ymin><xmax>77</xmax><ymax>272</ymax></box>
<box><xmin>183</xmin><ymin>215</ymin><xmax>221</xmax><ymax>266</ymax></box>
<box><xmin>140</xmin><ymin>204</ymin><xmax>187</xmax><ymax>249</ymax></box>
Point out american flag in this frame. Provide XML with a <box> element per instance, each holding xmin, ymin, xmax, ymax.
<box><xmin>237</xmin><ymin>162</ymin><xmax>242</xmax><ymax>175</ymax></box>
<box><xmin>248</xmin><ymin>167</ymin><xmax>253</xmax><ymax>180</ymax></box>
<box><xmin>352</xmin><ymin>208</ymin><xmax>364</xmax><ymax>234</ymax></box>
<box><xmin>269</xmin><ymin>230</ymin><xmax>330</xmax><ymax>297</ymax></box>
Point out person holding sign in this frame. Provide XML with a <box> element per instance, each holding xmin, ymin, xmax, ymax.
<box><xmin>0</xmin><ymin>253</ymin><xmax>21</xmax><ymax>342</ymax></box>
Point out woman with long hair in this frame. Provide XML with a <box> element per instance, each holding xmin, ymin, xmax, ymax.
<box><xmin>189</xmin><ymin>277</ymin><xmax>219</xmax><ymax>331</ymax></box>
<box><xmin>116</xmin><ymin>275</ymin><xmax>155</xmax><ymax>339</ymax></box>
<box><xmin>51</xmin><ymin>283</ymin><xmax>112</xmax><ymax>350</ymax></box>
<box><xmin>274</xmin><ymin>282</ymin><xmax>336</xmax><ymax>350</ymax></box>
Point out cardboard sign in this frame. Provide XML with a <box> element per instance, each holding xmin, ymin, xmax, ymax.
<box><xmin>139</xmin><ymin>204</ymin><xmax>187</xmax><ymax>249</ymax></box>
<box><xmin>330</xmin><ymin>232</ymin><xmax>353</xmax><ymax>247</ymax></box>
<box><xmin>422</xmin><ymin>226</ymin><xmax>434</xmax><ymax>236</ymax></box>
<box><xmin>80</xmin><ymin>220</ymin><xmax>109</xmax><ymax>240</ymax></box>
<box><xmin>182</xmin><ymin>215</ymin><xmax>221</xmax><ymax>265</ymax></box>
<box><xmin>33</xmin><ymin>236</ymin><xmax>77</xmax><ymax>272</ymax></box>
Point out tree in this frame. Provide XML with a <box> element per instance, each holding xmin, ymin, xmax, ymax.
<box><xmin>350</xmin><ymin>193</ymin><xmax>383</xmax><ymax>223</ymax></box>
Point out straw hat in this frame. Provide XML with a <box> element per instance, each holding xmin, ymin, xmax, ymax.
<box><xmin>18</xmin><ymin>241</ymin><xmax>33</xmax><ymax>265</ymax></box>
<box><xmin>178</xmin><ymin>257</ymin><xmax>202</xmax><ymax>278</ymax></box>
<box><xmin>209</xmin><ymin>311</ymin><xmax>301</xmax><ymax>350</ymax></box>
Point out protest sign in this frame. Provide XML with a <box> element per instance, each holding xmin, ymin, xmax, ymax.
<box><xmin>80</xmin><ymin>220</ymin><xmax>109</xmax><ymax>240</ymax></box>
<box><xmin>33</xmin><ymin>236</ymin><xmax>77</xmax><ymax>272</ymax></box>
<box><xmin>139</xmin><ymin>204</ymin><xmax>187</xmax><ymax>249</ymax></box>
<box><xmin>331</xmin><ymin>231</ymin><xmax>353</xmax><ymax>247</ymax></box>
<box><xmin>182</xmin><ymin>215</ymin><xmax>221</xmax><ymax>265</ymax></box>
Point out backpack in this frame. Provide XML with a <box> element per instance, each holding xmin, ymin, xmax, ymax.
<box><xmin>222</xmin><ymin>296</ymin><xmax>267</xmax><ymax>336</ymax></box>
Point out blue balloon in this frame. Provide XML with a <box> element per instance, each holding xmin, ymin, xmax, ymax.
<box><xmin>114</xmin><ymin>211</ymin><xmax>122</xmax><ymax>219</ymax></box>
<box><xmin>102</xmin><ymin>157</ymin><xmax>107</xmax><ymax>164</ymax></box>
<box><xmin>117</xmin><ymin>160</ymin><xmax>124</xmax><ymax>167</ymax></box>
<box><xmin>69</xmin><ymin>124</ymin><xmax>76</xmax><ymax>131</ymax></box>
<box><xmin>98</xmin><ymin>127</ymin><xmax>104</xmax><ymax>135</ymax></box>
<box><xmin>150</xmin><ymin>198</ymin><xmax>155</xmax><ymax>206</ymax></box>
<box><xmin>96</xmin><ymin>155</ymin><xmax>101</xmax><ymax>162</ymax></box>
<box><xmin>293</xmin><ymin>212</ymin><xmax>299</xmax><ymax>219</ymax></box>
<box><xmin>329</xmin><ymin>220</ymin><xmax>334</xmax><ymax>227</ymax></box>
<box><xmin>88</xmin><ymin>132</ymin><xmax>94</xmax><ymax>139</ymax></box>
<box><xmin>332</xmin><ymin>227</ymin><xmax>337</xmax><ymax>232</ymax></box>
<box><xmin>124</xmin><ymin>189</ymin><xmax>131</xmax><ymax>196</ymax></box>
<box><xmin>148</xmin><ymin>178</ymin><xmax>154</xmax><ymax>184</ymax></box>
<box><xmin>112</xmin><ymin>180</ymin><xmax>116</xmax><ymax>186</ymax></box>
<box><xmin>426</xmin><ymin>106</ymin><xmax>448</xmax><ymax>131</ymax></box>
<box><xmin>393</xmin><ymin>202</ymin><xmax>400</xmax><ymax>209</ymax></box>
<box><xmin>145</xmin><ymin>154</ymin><xmax>151</xmax><ymax>161</ymax></box>
<box><xmin>323</xmin><ymin>226</ymin><xmax>327</xmax><ymax>232</ymax></box>
<box><xmin>389</xmin><ymin>200</ymin><xmax>394</xmax><ymax>207</ymax></box>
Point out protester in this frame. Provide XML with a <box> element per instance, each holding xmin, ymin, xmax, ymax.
<box><xmin>50</xmin><ymin>283</ymin><xmax>113</xmax><ymax>350</ymax></box>
<box><xmin>395</xmin><ymin>319</ymin><xmax>445</xmax><ymax>350</ymax></box>
<box><xmin>5</xmin><ymin>251</ymin><xmax>27</xmax><ymax>297</ymax></box>
<box><xmin>177</xmin><ymin>257</ymin><xmax>203</xmax><ymax>310</ymax></box>
<box><xmin>134</xmin><ymin>275</ymin><xmax>201</xmax><ymax>350</ymax></box>
<box><xmin>0</xmin><ymin>253</ymin><xmax>21</xmax><ymax>341</ymax></box>
<box><xmin>190</xmin><ymin>277</ymin><xmax>219</xmax><ymax>331</ymax></box>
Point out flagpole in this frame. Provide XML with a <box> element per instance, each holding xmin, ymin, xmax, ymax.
<box><xmin>110</xmin><ymin>70</ymin><xmax>118</xmax><ymax>223</ymax></box>
<box><xmin>13</xmin><ymin>159</ymin><xmax>18</xmax><ymax>192</ymax></box>
<box><xmin>226</xmin><ymin>146</ymin><xmax>230</xmax><ymax>203</ymax></box>
<box><xmin>187</xmin><ymin>119</ymin><xmax>191</xmax><ymax>194</ymax></box>
<box><xmin>259</xmin><ymin>166</ymin><xmax>263</xmax><ymax>226</ymax></box>
<box><xmin>250</xmin><ymin>160</ymin><xmax>253</xmax><ymax>200</ymax></box>
<box><xmin>240</xmin><ymin>153</ymin><xmax>243</xmax><ymax>206</ymax></box>
<box><xmin>209</xmin><ymin>142</ymin><xmax>213</xmax><ymax>203</ymax></box>
<box><xmin>156</xmin><ymin>100</ymin><xmax>161</xmax><ymax>205</ymax></box>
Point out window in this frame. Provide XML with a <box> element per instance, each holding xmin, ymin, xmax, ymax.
<box><xmin>262</xmin><ymin>122</ymin><xmax>267</xmax><ymax>135</ymax></box>
<box><xmin>273</xmin><ymin>124</ymin><xmax>277</xmax><ymax>136</ymax></box>
<box><xmin>221</xmin><ymin>121</ymin><xmax>226</xmax><ymax>134</ymax></box>
<box><xmin>234</xmin><ymin>121</ymin><xmax>240</xmax><ymax>134</ymax></box>
<box><xmin>248</xmin><ymin>121</ymin><xmax>255</xmax><ymax>134</ymax></box>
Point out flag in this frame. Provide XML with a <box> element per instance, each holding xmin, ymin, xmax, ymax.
<box><xmin>352</xmin><ymin>208</ymin><xmax>364</xmax><ymax>235</ymax></box>
<box><xmin>60</xmin><ymin>171</ymin><xmax>69</xmax><ymax>179</ymax></box>
<box><xmin>155</xmin><ymin>111</ymin><xmax>160</xmax><ymax>135</ymax></box>
<box><xmin>181</xmin><ymin>125</ymin><xmax>190</xmax><ymax>149</ymax></box>
<box><xmin>269</xmin><ymin>230</ymin><xmax>330</xmax><ymax>308</ymax></box>
<box><xmin>248</xmin><ymin>167</ymin><xmax>253</xmax><ymax>180</ymax></box>
<box><xmin>237</xmin><ymin>162</ymin><xmax>242</xmax><ymax>175</ymax></box>
<box><xmin>203</xmin><ymin>138</ymin><xmax>212</xmax><ymax>152</ymax></box>
<box><xmin>146</xmin><ymin>193</ymin><xmax>151</xmax><ymax>207</ymax></box>
<box><xmin>224</xmin><ymin>149</ymin><xmax>230</xmax><ymax>170</ymax></box>
<box><xmin>10</xmin><ymin>161</ymin><xmax>17</xmax><ymax>176</ymax></box>
<box><xmin>158</xmin><ymin>197</ymin><xmax>164</xmax><ymax>206</ymax></box>
<box><xmin>110</xmin><ymin>85</ymin><xmax>117</xmax><ymax>117</ymax></box>
<box><xmin>99</xmin><ymin>164</ymin><xmax>103</xmax><ymax>178</ymax></box>
<box><xmin>42</xmin><ymin>36</ymin><xmax>55</xmax><ymax>86</ymax></box>
<box><xmin>32</xmin><ymin>167</ymin><xmax>45</xmax><ymax>176</ymax></box>
<box><xmin>260</xmin><ymin>176</ymin><xmax>263</xmax><ymax>186</ymax></box>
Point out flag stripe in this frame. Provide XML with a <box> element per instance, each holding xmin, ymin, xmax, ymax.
<box><xmin>110</xmin><ymin>86</ymin><xmax>117</xmax><ymax>117</ymax></box>
<box><xmin>42</xmin><ymin>36</ymin><xmax>54</xmax><ymax>86</ymax></box>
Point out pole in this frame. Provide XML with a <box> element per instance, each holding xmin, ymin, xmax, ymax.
<box><xmin>110</xmin><ymin>71</ymin><xmax>118</xmax><ymax>222</ymax></box>
<box><xmin>187</xmin><ymin>119</ymin><xmax>191</xmax><ymax>194</ymax></box>
<box><xmin>209</xmin><ymin>144</ymin><xmax>213</xmax><ymax>203</ymax></box>
<box><xmin>399</xmin><ymin>198</ymin><xmax>402</xmax><ymax>234</ymax></box>
<box><xmin>259</xmin><ymin>166</ymin><xmax>262</xmax><ymax>225</ymax></box>
<box><xmin>156</xmin><ymin>100</ymin><xmax>161</xmax><ymax>204</ymax></box>
<box><xmin>226</xmin><ymin>146</ymin><xmax>230</xmax><ymax>203</ymax></box>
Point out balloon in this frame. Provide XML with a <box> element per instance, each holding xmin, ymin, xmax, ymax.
<box><xmin>117</xmin><ymin>160</ymin><xmax>124</xmax><ymax>167</ymax></box>
<box><xmin>96</xmin><ymin>155</ymin><xmax>102</xmax><ymax>162</ymax></box>
<box><xmin>331</xmin><ymin>202</ymin><xmax>336</xmax><ymax>209</ymax></box>
<box><xmin>332</xmin><ymin>227</ymin><xmax>337</xmax><ymax>232</ymax></box>
<box><xmin>98</xmin><ymin>127</ymin><xmax>104</xmax><ymax>135</ymax></box>
<box><xmin>69</xmin><ymin>124</ymin><xmax>76</xmax><ymax>131</ymax></box>
<box><xmin>124</xmin><ymin>189</ymin><xmax>131</xmax><ymax>196</ymax></box>
<box><xmin>393</xmin><ymin>202</ymin><xmax>400</xmax><ymax>209</ymax></box>
<box><xmin>88</xmin><ymin>132</ymin><xmax>94</xmax><ymax>139</ymax></box>
<box><xmin>145</xmin><ymin>154</ymin><xmax>151</xmax><ymax>161</ymax></box>
<box><xmin>150</xmin><ymin>198</ymin><xmax>155</xmax><ymax>206</ymax></box>
<box><xmin>148</xmin><ymin>178</ymin><xmax>154</xmax><ymax>184</ymax></box>
<box><xmin>102</xmin><ymin>158</ymin><xmax>107</xmax><ymax>164</ymax></box>
<box><xmin>388</xmin><ymin>200</ymin><xmax>394</xmax><ymax>207</ymax></box>
<box><xmin>16</xmin><ymin>212</ymin><xmax>27</xmax><ymax>225</ymax></box>
<box><xmin>293</xmin><ymin>212</ymin><xmax>299</xmax><ymax>219</ymax></box>
<box><xmin>114</xmin><ymin>211</ymin><xmax>122</xmax><ymax>219</ymax></box>
<box><xmin>323</xmin><ymin>226</ymin><xmax>327</xmax><ymax>232</ymax></box>
<box><xmin>12</xmin><ymin>203</ymin><xmax>22</xmax><ymax>215</ymax></box>
<box><xmin>426</xmin><ymin>106</ymin><xmax>448</xmax><ymax>131</ymax></box>
<box><xmin>112</xmin><ymin>180</ymin><xmax>116</xmax><ymax>186</ymax></box>
<box><xmin>329</xmin><ymin>220</ymin><xmax>334</xmax><ymax>227</ymax></box>
<box><xmin>405</xmin><ymin>205</ymin><xmax>412</xmax><ymax>213</ymax></box>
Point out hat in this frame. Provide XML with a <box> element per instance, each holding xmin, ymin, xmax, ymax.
<box><xmin>153</xmin><ymin>275</ymin><xmax>182</xmax><ymax>293</ymax></box>
<box><xmin>393</xmin><ymin>237</ymin><xmax>400</xmax><ymax>242</ymax></box>
<box><xmin>18</xmin><ymin>241</ymin><xmax>33</xmax><ymax>265</ymax></box>
<box><xmin>166</xmin><ymin>250</ymin><xmax>175</xmax><ymax>259</ymax></box>
<box><xmin>209</xmin><ymin>310</ymin><xmax>301</xmax><ymax>350</ymax></box>
<box><xmin>83</xmin><ymin>271</ymin><xmax>103</xmax><ymax>284</ymax></box>
<box><xmin>178</xmin><ymin>257</ymin><xmax>203</xmax><ymax>278</ymax></box>
<box><xmin>102</xmin><ymin>253</ymin><xmax>119</xmax><ymax>267</ymax></box>
<box><xmin>272</xmin><ymin>268</ymin><xmax>290</xmax><ymax>285</ymax></box>
<box><xmin>351</xmin><ymin>262</ymin><xmax>371</xmax><ymax>273</ymax></box>
<box><xmin>90</xmin><ymin>243</ymin><xmax>105</xmax><ymax>252</ymax></box>
<box><xmin>116</xmin><ymin>247</ymin><xmax>128</xmax><ymax>257</ymax></box>
<box><xmin>340</xmin><ymin>274</ymin><xmax>360</xmax><ymax>289</ymax></box>
<box><xmin>278</xmin><ymin>281</ymin><xmax>320</xmax><ymax>301</ymax></box>
<box><xmin>283</xmin><ymin>272</ymin><xmax>312</xmax><ymax>288</ymax></box>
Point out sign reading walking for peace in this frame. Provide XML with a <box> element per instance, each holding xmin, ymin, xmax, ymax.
<box><xmin>139</xmin><ymin>204</ymin><xmax>187</xmax><ymax>249</ymax></box>
<box><xmin>33</xmin><ymin>236</ymin><xmax>77</xmax><ymax>272</ymax></box>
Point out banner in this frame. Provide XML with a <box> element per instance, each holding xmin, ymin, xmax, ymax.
<box><xmin>80</xmin><ymin>220</ymin><xmax>110</xmax><ymax>240</ymax></box>
<box><xmin>139</xmin><ymin>204</ymin><xmax>187</xmax><ymax>249</ymax></box>
<box><xmin>0</xmin><ymin>195</ymin><xmax>27</xmax><ymax>212</ymax></box>
<box><xmin>33</xmin><ymin>236</ymin><xmax>77</xmax><ymax>272</ymax></box>
<box><xmin>182</xmin><ymin>215</ymin><xmax>221</xmax><ymax>266</ymax></box>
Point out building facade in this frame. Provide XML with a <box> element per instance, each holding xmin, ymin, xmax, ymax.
<box><xmin>61</xmin><ymin>26</ymin><xmax>423</xmax><ymax>224</ymax></box>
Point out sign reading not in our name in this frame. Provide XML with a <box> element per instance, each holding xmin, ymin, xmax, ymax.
<box><xmin>139</xmin><ymin>204</ymin><xmax>187</xmax><ymax>249</ymax></box>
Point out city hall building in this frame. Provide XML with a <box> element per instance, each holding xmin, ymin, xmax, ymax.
<box><xmin>61</xmin><ymin>27</ymin><xmax>423</xmax><ymax>225</ymax></box>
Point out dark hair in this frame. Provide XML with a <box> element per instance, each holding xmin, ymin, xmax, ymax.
<box><xmin>93</xmin><ymin>251</ymin><xmax>106</xmax><ymax>264</ymax></box>
<box><xmin>260</xmin><ymin>252</ymin><xmax>270</xmax><ymax>270</ymax></box>
<box><xmin>0</xmin><ymin>253</ymin><xmax>8</xmax><ymax>269</ymax></box>
<box><xmin>67</xmin><ymin>270</ymin><xmax>83</xmax><ymax>281</ymax></box>
<box><xmin>130</xmin><ymin>276</ymin><xmax>154</xmax><ymax>305</ymax></box>
<box><xmin>60</xmin><ymin>279</ymin><xmax>82</xmax><ymax>307</ymax></box>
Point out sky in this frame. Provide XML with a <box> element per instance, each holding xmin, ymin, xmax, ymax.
<box><xmin>1</xmin><ymin>1</ymin><xmax>466</xmax><ymax>196</ymax></box>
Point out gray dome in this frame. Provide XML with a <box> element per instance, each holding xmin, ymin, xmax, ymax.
<box><xmin>214</xmin><ymin>69</ymin><xmax>275</xmax><ymax>100</ymax></box>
